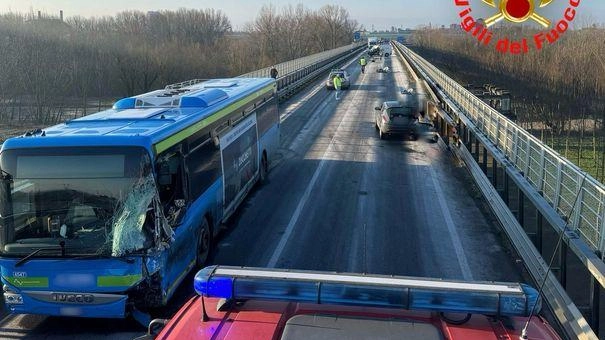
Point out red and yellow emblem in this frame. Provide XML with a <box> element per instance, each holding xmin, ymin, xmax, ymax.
<box><xmin>484</xmin><ymin>0</ymin><xmax>553</xmax><ymax>27</ymax></box>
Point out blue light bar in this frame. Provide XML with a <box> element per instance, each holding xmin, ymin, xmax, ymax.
<box><xmin>194</xmin><ymin>266</ymin><xmax>541</xmax><ymax>317</ymax></box>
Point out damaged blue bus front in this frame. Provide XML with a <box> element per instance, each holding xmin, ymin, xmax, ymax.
<box><xmin>0</xmin><ymin>143</ymin><xmax>177</xmax><ymax>323</ymax></box>
<box><xmin>0</xmin><ymin>77</ymin><xmax>279</xmax><ymax>323</ymax></box>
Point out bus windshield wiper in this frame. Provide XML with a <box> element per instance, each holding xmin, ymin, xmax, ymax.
<box><xmin>15</xmin><ymin>247</ymin><xmax>62</xmax><ymax>267</ymax></box>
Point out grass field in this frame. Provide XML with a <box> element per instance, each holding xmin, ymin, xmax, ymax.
<box><xmin>531</xmin><ymin>133</ymin><xmax>605</xmax><ymax>183</ymax></box>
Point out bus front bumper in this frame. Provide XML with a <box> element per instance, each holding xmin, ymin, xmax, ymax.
<box><xmin>4</xmin><ymin>289</ymin><xmax>128</xmax><ymax>318</ymax></box>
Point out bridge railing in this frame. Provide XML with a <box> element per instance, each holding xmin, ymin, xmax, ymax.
<box><xmin>239</xmin><ymin>43</ymin><xmax>364</xmax><ymax>79</ymax></box>
<box><xmin>394</xmin><ymin>42</ymin><xmax>605</xmax><ymax>256</ymax></box>
<box><xmin>239</xmin><ymin>42</ymin><xmax>365</xmax><ymax>101</ymax></box>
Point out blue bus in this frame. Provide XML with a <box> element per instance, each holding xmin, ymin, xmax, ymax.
<box><xmin>0</xmin><ymin>78</ymin><xmax>279</xmax><ymax>323</ymax></box>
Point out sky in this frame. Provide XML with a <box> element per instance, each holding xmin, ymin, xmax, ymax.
<box><xmin>0</xmin><ymin>0</ymin><xmax>604</xmax><ymax>31</ymax></box>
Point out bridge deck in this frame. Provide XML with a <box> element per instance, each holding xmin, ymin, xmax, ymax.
<box><xmin>0</xmin><ymin>48</ymin><xmax>525</xmax><ymax>339</ymax></box>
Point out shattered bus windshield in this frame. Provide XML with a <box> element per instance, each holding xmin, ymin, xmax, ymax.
<box><xmin>0</xmin><ymin>147</ymin><xmax>156</xmax><ymax>257</ymax></box>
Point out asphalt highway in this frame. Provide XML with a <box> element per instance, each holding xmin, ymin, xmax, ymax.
<box><xmin>214</xmin><ymin>50</ymin><xmax>521</xmax><ymax>281</ymax></box>
<box><xmin>0</xmin><ymin>49</ymin><xmax>524</xmax><ymax>339</ymax></box>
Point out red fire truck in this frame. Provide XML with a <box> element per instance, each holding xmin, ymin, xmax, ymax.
<box><xmin>146</xmin><ymin>266</ymin><xmax>561</xmax><ymax>340</ymax></box>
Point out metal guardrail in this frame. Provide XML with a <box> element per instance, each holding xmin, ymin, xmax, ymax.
<box><xmin>392</xmin><ymin>41</ymin><xmax>599</xmax><ymax>340</ymax></box>
<box><xmin>454</xmin><ymin>140</ymin><xmax>597</xmax><ymax>340</ymax></box>
<box><xmin>394</xmin><ymin>42</ymin><xmax>605</xmax><ymax>256</ymax></box>
<box><xmin>165</xmin><ymin>43</ymin><xmax>364</xmax><ymax>98</ymax></box>
<box><xmin>239</xmin><ymin>42</ymin><xmax>365</xmax><ymax>102</ymax></box>
<box><xmin>239</xmin><ymin>43</ymin><xmax>364</xmax><ymax>79</ymax></box>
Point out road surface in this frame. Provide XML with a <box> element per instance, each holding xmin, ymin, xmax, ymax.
<box><xmin>0</xmin><ymin>48</ymin><xmax>523</xmax><ymax>339</ymax></box>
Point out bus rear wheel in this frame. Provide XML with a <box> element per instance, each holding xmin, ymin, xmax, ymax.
<box><xmin>196</xmin><ymin>218</ymin><xmax>211</xmax><ymax>267</ymax></box>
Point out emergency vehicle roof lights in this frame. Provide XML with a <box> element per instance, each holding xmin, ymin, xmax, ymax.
<box><xmin>194</xmin><ymin>266</ymin><xmax>541</xmax><ymax>317</ymax></box>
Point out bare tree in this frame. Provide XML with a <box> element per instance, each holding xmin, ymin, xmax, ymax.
<box><xmin>0</xmin><ymin>5</ymin><xmax>357</xmax><ymax>138</ymax></box>
<box><xmin>412</xmin><ymin>26</ymin><xmax>605</xmax><ymax>181</ymax></box>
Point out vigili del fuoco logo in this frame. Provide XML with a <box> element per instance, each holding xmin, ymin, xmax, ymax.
<box><xmin>455</xmin><ymin>0</ymin><xmax>581</xmax><ymax>54</ymax></box>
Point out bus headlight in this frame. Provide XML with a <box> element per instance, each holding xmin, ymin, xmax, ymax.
<box><xmin>4</xmin><ymin>287</ymin><xmax>23</xmax><ymax>305</ymax></box>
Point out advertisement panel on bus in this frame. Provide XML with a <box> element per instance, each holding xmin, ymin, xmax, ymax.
<box><xmin>220</xmin><ymin>114</ymin><xmax>259</xmax><ymax>212</ymax></box>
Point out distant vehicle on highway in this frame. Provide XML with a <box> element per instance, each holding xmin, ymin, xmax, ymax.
<box><xmin>382</xmin><ymin>43</ymin><xmax>392</xmax><ymax>57</ymax></box>
<box><xmin>367</xmin><ymin>36</ymin><xmax>378</xmax><ymax>49</ymax></box>
<box><xmin>374</xmin><ymin>100</ymin><xmax>420</xmax><ymax>140</ymax></box>
<box><xmin>0</xmin><ymin>77</ymin><xmax>280</xmax><ymax>325</ymax></box>
<box><xmin>145</xmin><ymin>266</ymin><xmax>561</xmax><ymax>340</ymax></box>
<box><xmin>326</xmin><ymin>69</ymin><xmax>350</xmax><ymax>90</ymax></box>
<box><xmin>368</xmin><ymin>45</ymin><xmax>381</xmax><ymax>57</ymax></box>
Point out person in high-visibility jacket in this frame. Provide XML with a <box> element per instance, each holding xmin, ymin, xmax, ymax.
<box><xmin>333</xmin><ymin>74</ymin><xmax>342</xmax><ymax>100</ymax></box>
<box><xmin>360</xmin><ymin>57</ymin><xmax>367</xmax><ymax>74</ymax></box>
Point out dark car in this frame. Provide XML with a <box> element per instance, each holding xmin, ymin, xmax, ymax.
<box><xmin>326</xmin><ymin>69</ymin><xmax>350</xmax><ymax>90</ymax></box>
<box><xmin>416</xmin><ymin>118</ymin><xmax>439</xmax><ymax>143</ymax></box>
<box><xmin>368</xmin><ymin>45</ymin><xmax>381</xmax><ymax>57</ymax></box>
<box><xmin>374</xmin><ymin>101</ymin><xmax>419</xmax><ymax>140</ymax></box>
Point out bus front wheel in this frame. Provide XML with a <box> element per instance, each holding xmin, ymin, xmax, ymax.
<box><xmin>196</xmin><ymin>218</ymin><xmax>212</xmax><ymax>267</ymax></box>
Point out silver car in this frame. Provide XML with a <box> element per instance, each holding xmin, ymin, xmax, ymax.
<box><xmin>326</xmin><ymin>69</ymin><xmax>350</xmax><ymax>90</ymax></box>
<box><xmin>374</xmin><ymin>101</ymin><xmax>419</xmax><ymax>140</ymax></box>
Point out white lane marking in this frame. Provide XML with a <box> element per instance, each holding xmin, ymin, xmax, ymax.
<box><xmin>427</xmin><ymin>164</ymin><xmax>474</xmax><ymax>281</ymax></box>
<box><xmin>267</xmin><ymin>71</ymin><xmax>368</xmax><ymax>268</ymax></box>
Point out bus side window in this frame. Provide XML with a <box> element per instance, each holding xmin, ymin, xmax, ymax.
<box><xmin>156</xmin><ymin>151</ymin><xmax>186</xmax><ymax>226</ymax></box>
<box><xmin>257</xmin><ymin>95</ymin><xmax>277</xmax><ymax>135</ymax></box>
<box><xmin>186</xmin><ymin>139</ymin><xmax>221</xmax><ymax>199</ymax></box>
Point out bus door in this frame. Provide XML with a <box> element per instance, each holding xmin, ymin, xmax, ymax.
<box><xmin>155</xmin><ymin>146</ymin><xmax>195</xmax><ymax>291</ymax></box>
<box><xmin>220</xmin><ymin>114</ymin><xmax>259</xmax><ymax>218</ymax></box>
